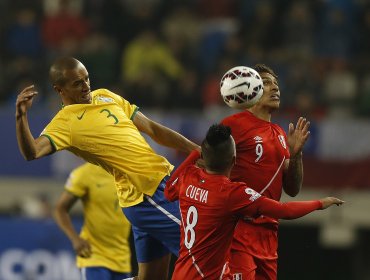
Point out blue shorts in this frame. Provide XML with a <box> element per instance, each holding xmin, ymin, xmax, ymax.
<box><xmin>80</xmin><ymin>267</ymin><xmax>131</xmax><ymax>280</ymax></box>
<box><xmin>122</xmin><ymin>177</ymin><xmax>181</xmax><ymax>262</ymax></box>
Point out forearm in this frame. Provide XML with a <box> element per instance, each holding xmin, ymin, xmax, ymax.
<box><xmin>256</xmin><ymin>197</ymin><xmax>322</xmax><ymax>220</ymax></box>
<box><xmin>54</xmin><ymin>209</ymin><xmax>80</xmax><ymax>242</ymax></box>
<box><xmin>151</xmin><ymin>123</ymin><xmax>199</xmax><ymax>153</ymax></box>
<box><xmin>283</xmin><ymin>153</ymin><xmax>303</xmax><ymax>197</ymax></box>
<box><xmin>16</xmin><ymin>113</ymin><xmax>38</xmax><ymax>160</ymax></box>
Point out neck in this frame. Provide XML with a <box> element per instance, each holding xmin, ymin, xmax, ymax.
<box><xmin>247</xmin><ymin>107</ymin><xmax>272</xmax><ymax>122</ymax></box>
<box><xmin>205</xmin><ymin>168</ymin><xmax>231</xmax><ymax>177</ymax></box>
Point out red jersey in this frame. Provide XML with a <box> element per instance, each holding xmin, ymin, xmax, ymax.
<box><xmin>165</xmin><ymin>151</ymin><xmax>321</xmax><ymax>280</ymax></box>
<box><xmin>222</xmin><ymin>110</ymin><xmax>290</xmax><ymax>225</ymax></box>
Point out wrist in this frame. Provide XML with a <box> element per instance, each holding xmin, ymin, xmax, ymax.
<box><xmin>15</xmin><ymin>111</ymin><xmax>26</xmax><ymax>119</ymax></box>
<box><xmin>290</xmin><ymin>151</ymin><xmax>302</xmax><ymax>161</ymax></box>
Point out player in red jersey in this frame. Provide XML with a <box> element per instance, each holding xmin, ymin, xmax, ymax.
<box><xmin>164</xmin><ymin>124</ymin><xmax>343</xmax><ymax>280</ymax></box>
<box><xmin>221</xmin><ymin>64</ymin><xmax>311</xmax><ymax>280</ymax></box>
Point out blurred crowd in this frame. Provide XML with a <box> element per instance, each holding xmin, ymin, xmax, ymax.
<box><xmin>0</xmin><ymin>0</ymin><xmax>370</xmax><ymax>118</ymax></box>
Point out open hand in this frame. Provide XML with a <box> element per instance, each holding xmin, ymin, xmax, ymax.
<box><xmin>15</xmin><ymin>85</ymin><xmax>38</xmax><ymax>117</ymax></box>
<box><xmin>287</xmin><ymin>117</ymin><xmax>310</xmax><ymax>158</ymax></box>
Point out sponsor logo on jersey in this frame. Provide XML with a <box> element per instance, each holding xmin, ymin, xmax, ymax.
<box><xmin>278</xmin><ymin>135</ymin><xmax>287</xmax><ymax>149</ymax></box>
<box><xmin>77</xmin><ymin>109</ymin><xmax>86</xmax><ymax>120</ymax></box>
<box><xmin>254</xmin><ymin>135</ymin><xmax>263</xmax><ymax>143</ymax></box>
<box><xmin>245</xmin><ymin>188</ymin><xmax>261</xmax><ymax>201</ymax></box>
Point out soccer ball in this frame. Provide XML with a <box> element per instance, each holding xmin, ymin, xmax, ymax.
<box><xmin>220</xmin><ymin>66</ymin><xmax>264</xmax><ymax>109</ymax></box>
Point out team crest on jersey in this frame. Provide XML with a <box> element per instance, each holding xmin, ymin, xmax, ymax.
<box><xmin>245</xmin><ymin>188</ymin><xmax>261</xmax><ymax>201</ymax></box>
<box><xmin>97</xmin><ymin>96</ymin><xmax>114</xmax><ymax>103</ymax></box>
<box><xmin>233</xmin><ymin>273</ymin><xmax>243</xmax><ymax>280</ymax></box>
<box><xmin>278</xmin><ymin>135</ymin><xmax>287</xmax><ymax>149</ymax></box>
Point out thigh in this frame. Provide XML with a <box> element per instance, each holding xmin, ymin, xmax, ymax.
<box><xmin>123</xmin><ymin>180</ymin><xmax>181</xmax><ymax>261</ymax></box>
<box><xmin>229</xmin><ymin>250</ymin><xmax>256</xmax><ymax>280</ymax></box>
<box><xmin>138</xmin><ymin>253</ymin><xmax>172</xmax><ymax>280</ymax></box>
<box><xmin>255</xmin><ymin>258</ymin><xmax>277</xmax><ymax>280</ymax></box>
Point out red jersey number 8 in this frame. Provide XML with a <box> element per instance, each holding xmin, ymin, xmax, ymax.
<box><xmin>184</xmin><ymin>205</ymin><xmax>198</xmax><ymax>249</ymax></box>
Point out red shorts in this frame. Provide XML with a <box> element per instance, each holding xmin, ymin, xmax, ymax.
<box><xmin>229</xmin><ymin>221</ymin><xmax>278</xmax><ymax>280</ymax></box>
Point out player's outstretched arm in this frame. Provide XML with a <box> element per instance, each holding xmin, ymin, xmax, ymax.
<box><xmin>133</xmin><ymin>111</ymin><xmax>200</xmax><ymax>153</ymax></box>
<box><xmin>251</xmin><ymin>196</ymin><xmax>344</xmax><ymax>220</ymax></box>
<box><xmin>54</xmin><ymin>191</ymin><xmax>92</xmax><ymax>258</ymax></box>
<box><xmin>15</xmin><ymin>85</ymin><xmax>54</xmax><ymax>160</ymax></box>
<box><xmin>283</xmin><ymin>117</ymin><xmax>310</xmax><ymax>197</ymax></box>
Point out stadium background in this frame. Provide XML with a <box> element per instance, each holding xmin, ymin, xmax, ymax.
<box><xmin>1</xmin><ymin>0</ymin><xmax>370</xmax><ymax>279</ymax></box>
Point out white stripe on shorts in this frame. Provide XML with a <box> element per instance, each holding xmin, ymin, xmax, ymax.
<box><xmin>146</xmin><ymin>195</ymin><xmax>181</xmax><ymax>225</ymax></box>
<box><xmin>80</xmin><ymin>268</ymin><xmax>87</xmax><ymax>280</ymax></box>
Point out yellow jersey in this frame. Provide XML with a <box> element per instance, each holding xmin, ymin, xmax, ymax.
<box><xmin>42</xmin><ymin>89</ymin><xmax>173</xmax><ymax>207</ymax></box>
<box><xmin>65</xmin><ymin>163</ymin><xmax>131</xmax><ymax>272</ymax></box>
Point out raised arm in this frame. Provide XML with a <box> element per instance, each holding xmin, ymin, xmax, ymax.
<box><xmin>283</xmin><ymin>117</ymin><xmax>310</xmax><ymax>197</ymax></box>
<box><xmin>165</xmin><ymin>150</ymin><xmax>201</xmax><ymax>201</ymax></box>
<box><xmin>133</xmin><ymin>111</ymin><xmax>200</xmax><ymax>154</ymax></box>
<box><xmin>15</xmin><ymin>85</ymin><xmax>54</xmax><ymax>160</ymax></box>
<box><xmin>54</xmin><ymin>191</ymin><xmax>92</xmax><ymax>258</ymax></box>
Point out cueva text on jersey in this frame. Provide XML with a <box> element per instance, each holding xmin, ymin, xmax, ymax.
<box><xmin>185</xmin><ymin>185</ymin><xmax>208</xmax><ymax>203</ymax></box>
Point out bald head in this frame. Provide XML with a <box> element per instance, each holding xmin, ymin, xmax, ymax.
<box><xmin>49</xmin><ymin>57</ymin><xmax>84</xmax><ymax>86</ymax></box>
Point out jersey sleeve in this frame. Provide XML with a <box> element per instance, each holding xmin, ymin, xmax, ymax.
<box><xmin>164</xmin><ymin>150</ymin><xmax>200</xmax><ymax>201</ymax></box>
<box><xmin>278</xmin><ymin>126</ymin><xmax>290</xmax><ymax>158</ymax></box>
<box><xmin>64</xmin><ymin>166</ymin><xmax>88</xmax><ymax>198</ymax></box>
<box><xmin>40</xmin><ymin>113</ymin><xmax>71</xmax><ymax>151</ymax></box>
<box><xmin>249</xmin><ymin>197</ymin><xmax>322</xmax><ymax>219</ymax></box>
<box><xmin>229</xmin><ymin>185</ymin><xmax>322</xmax><ymax>219</ymax></box>
<box><xmin>40</xmin><ymin>114</ymin><xmax>71</xmax><ymax>151</ymax></box>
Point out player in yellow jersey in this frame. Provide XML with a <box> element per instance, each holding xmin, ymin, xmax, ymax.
<box><xmin>54</xmin><ymin>163</ymin><xmax>132</xmax><ymax>280</ymax></box>
<box><xmin>15</xmin><ymin>57</ymin><xmax>199</xmax><ymax>280</ymax></box>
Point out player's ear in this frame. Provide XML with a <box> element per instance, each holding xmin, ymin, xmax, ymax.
<box><xmin>53</xmin><ymin>85</ymin><xmax>62</xmax><ymax>94</ymax></box>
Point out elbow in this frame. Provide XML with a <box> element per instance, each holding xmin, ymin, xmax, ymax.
<box><xmin>23</xmin><ymin>155</ymin><xmax>36</xmax><ymax>161</ymax></box>
<box><xmin>23</xmin><ymin>153</ymin><xmax>37</xmax><ymax>161</ymax></box>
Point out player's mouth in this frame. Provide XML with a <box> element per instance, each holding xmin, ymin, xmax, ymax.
<box><xmin>270</xmin><ymin>93</ymin><xmax>280</xmax><ymax>101</ymax></box>
<box><xmin>81</xmin><ymin>91</ymin><xmax>91</xmax><ymax>103</ymax></box>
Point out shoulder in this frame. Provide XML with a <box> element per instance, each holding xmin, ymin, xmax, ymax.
<box><xmin>92</xmin><ymin>88</ymin><xmax>123</xmax><ymax>102</ymax></box>
<box><xmin>228</xmin><ymin>182</ymin><xmax>261</xmax><ymax>202</ymax></box>
<box><xmin>71</xmin><ymin>163</ymin><xmax>93</xmax><ymax>179</ymax></box>
<box><xmin>272</xmin><ymin>123</ymin><xmax>287</xmax><ymax>135</ymax></box>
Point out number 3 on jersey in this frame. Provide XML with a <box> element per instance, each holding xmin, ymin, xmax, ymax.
<box><xmin>184</xmin><ymin>205</ymin><xmax>198</xmax><ymax>249</ymax></box>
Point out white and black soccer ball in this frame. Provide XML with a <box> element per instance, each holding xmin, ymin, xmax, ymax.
<box><xmin>220</xmin><ymin>66</ymin><xmax>264</xmax><ymax>109</ymax></box>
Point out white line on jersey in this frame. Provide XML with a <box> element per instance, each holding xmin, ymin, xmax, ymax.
<box><xmin>145</xmin><ymin>196</ymin><xmax>181</xmax><ymax>225</ymax></box>
<box><xmin>179</xmin><ymin>201</ymin><xmax>205</xmax><ymax>278</ymax></box>
<box><xmin>260</xmin><ymin>156</ymin><xmax>286</xmax><ymax>194</ymax></box>
<box><xmin>219</xmin><ymin>262</ymin><xmax>228</xmax><ymax>280</ymax></box>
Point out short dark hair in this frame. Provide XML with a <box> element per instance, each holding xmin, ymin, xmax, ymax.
<box><xmin>49</xmin><ymin>57</ymin><xmax>81</xmax><ymax>86</ymax></box>
<box><xmin>201</xmin><ymin>124</ymin><xmax>235</xmax><ymax>172</ymax></box>
<box><xmin>254</xmin><ymin>64</ymin><xmax>278</xmax><ymax>79</ymax></box>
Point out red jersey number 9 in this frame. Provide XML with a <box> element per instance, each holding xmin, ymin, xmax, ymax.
<box><xmin>184</xmin><ymin>206</ymin><xmax>198</xmax><ymax>249</ymax></box>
